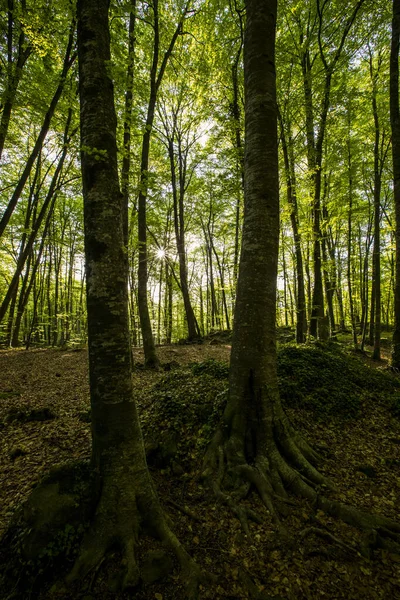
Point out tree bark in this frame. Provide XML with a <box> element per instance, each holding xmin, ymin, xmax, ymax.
<box><xmin>121</xmin><ymin>2</ymin><xmax>136</xmax><ymax>247</ymax></box>
<box><xmin>370</xmin><ymin>53</ymin><xmax>382</xmax><ymax>360</ymax></box>
<box><xmin>391</xmin><ymin>0</ymin><xmax>400</xmax><ymax>368</ymax></box>
<box><xmin>164</xmin><ymin>123</ymin><xmax>200</xmax><ymax>340</ymax></box>
<box><xmin>278</xmin><ymin>109</ymin><xmax>307</xmax><ymax>342</ymax></box>
<box><xmin>202</xmin><ymin>0</ymin><xmax>400</xmax><ymax>546</ymax></box>
<box><xmin>347</xmin><ymin>123</ymin><xmax>358</xmax><ymax>349</ymax></box>
<box><xmin>0</xmin><ymin>0</ymin><xmax>32</xmax><ymax>161</ymax></box>
<box><xmin>68</xmin><ymin>1</ymin><xmax>201</xmax><ymax>593</ymax></box>
<box><xmin>137</xmin><ymin>1</ymin><xmax>188</xmax><ymax>367</ymax></box>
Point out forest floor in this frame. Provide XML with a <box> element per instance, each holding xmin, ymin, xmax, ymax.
<box><xmin>0</xmin><ymin>335</ymin><xmax>400</xmax><ymax>599</ymax></box>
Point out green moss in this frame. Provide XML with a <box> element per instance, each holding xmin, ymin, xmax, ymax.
<box><xmin>191</xmin><ymin>358</ymin><xmax>230</xmax><ymax>379</ymax></box>
<box><xmin>157</xmin><ymin>345</ymin><xmax>400</xmax><ymax>428</ymax></box>
<box><xmin>0</xmin><ymin>461</ymin><xmax>97</xmax><ymax>599</ymax></box>
<box><xmin>278</xmin><ymin>343</ymin><xmax>400</xmax><ymax>419</ymax></box>
<box><xmin>142</xmin><ymin>370</ymin><xmax>227</xmax><ymax>469</ymax></box>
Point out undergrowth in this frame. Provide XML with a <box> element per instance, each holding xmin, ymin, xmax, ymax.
<box><xmin>145</xmin><ymin>345</ymin><xmax>400</xmax><ymax>433</ymax></box>
<box><xmin>278</xmin><ymin>343</ymin><xmax>400</xmax><ymax>418</ymax></box>
<box><xmin>141</xmin><ymin>369</ymin><xmax>227</xmax><ymax>470</ymax></box>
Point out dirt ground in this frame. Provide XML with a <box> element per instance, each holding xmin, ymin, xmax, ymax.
<box><xmin>0</xmin><ymin>343</ymin><xmax>400</xmax><ymax>599</ymax></box>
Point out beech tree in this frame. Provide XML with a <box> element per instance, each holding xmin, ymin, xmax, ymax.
<box><xmin>68</xmin><ymin>0</ymin><xmax>203</xmax><ymax>593</ymax></box>
<box><xmin>391</xmin><ymin>0</ymin><xmax>400</xmax><ymax>368</ymax></box>
<box><xmin>137</xmin><ymin>0</ymin><xmax>192</xmax><ymax>368</ymax></box>
<box><xmin>158</xmin><ymin>91</ymin><xmax>201</xmax><ymax>341</ymax></box>
<box><xmin>203</xmin><ymin>0</ymin><xmax>400</xmax><ymax>547</ymax></box>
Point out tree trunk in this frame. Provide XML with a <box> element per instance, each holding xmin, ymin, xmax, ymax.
<box><xmin>137</xmin><ymin>1</ymin><xmax>188</xmax><ymax>367</ymax></box>
<box><xmin>0</xmin><ymin>113</ymin><xmax>73</xmax><ymax>324</ymax></box>
<box><xmin>166</xmin><ymin>135</ymin><xmax>200</xmax><ymax>340</ymax></box>
<box><xmin>278</xmin><ymin>110</ymin><xmax>306</xmax><ymax>341</ymax></box>
<box><xmin>202</xmin><ymin>0</ymin><xmax>400</xmax><ymax>546</ymax></box>
<box><xmin>391</xmin><ymin>0</ymin><xmax>400</xmax><ymax>368</ymax></box>
<box><xmin>347</xmin><ymin>126</ymin><xmax>358</xmax><ymax>349</ymax></box>
<box><xmin>0</xmin><ymin>0</ymin><xmax>32</xmax><ymax>161</ymax></box>
<box><xmin>204</xmin><ymin>0</ymin><xmax>316</xmax><ymax>521</ymax></box>
<box><xmin>370</xmin><ymin>55</ymin><xmax>382</xmax><ymax>360</ymax></box>
<box><xmin>0</xmin><ymin>27</ymin><xmax>76</xmax><ymax>239</ymax></box>
<box><xmin>230</xmin><ymin>16</ymin><xmax>244</xmax><ymax>297</ymax></box>
<box><xmin>68</xmin><ymin>0</ymin><xmax>201</xmax><ymax>593</ymax></box>
<box><xmin>301</xmin><ymin>1</ymin><xmax>365</xmax><ymax>340</ymax></box>
<box><xmin>121</xmin><ymin>2</ymin><xmax>136</xmax><ymax>247</ymax></box>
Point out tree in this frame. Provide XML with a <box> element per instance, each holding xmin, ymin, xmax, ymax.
<box><xmin>391</xmin><ymin>0</ymin><xmax>400</xmax><ymax>368</ymax></box>
<box><xmin>137</xmin><ymin>0</ymin><xmax>191</xmax><ymax>367</ymax></box>
<box><xmin>67</xmin><ymin>0</ymin><xmax>202</xmax><ymax>593</ymax></box>
<box><xmin>0</xmin><ymin>24</ymin><xmax>76</xmax><ymax>240</ymax></box>
<box><xmin>203</xmin><ymin>0</ymin><xmax>400</xmax><ymax>546</ymax></box>
<box><xmin>158</xmin><ymin>91</ymin><xmax>201</xmax><ymax>341</ymax></box>
<box><xmin>0</xmin><ymin>0</ymin><xmax>32</xmax><ymax>161</ymax></box>
<box><xmin>278</xmin><ymin>103</ymin><xmax>307</xmax><ymax>343</ymax></box>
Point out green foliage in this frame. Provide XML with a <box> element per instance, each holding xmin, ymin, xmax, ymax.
<box><xmin>157</xmin><ymin>348</ymin><xmax>400</xmax><ymax>428</ymax></box>
<box><xmin>278</xmin><ymin>343</ymin><xmax>400</xmax><ymax>419</ymax></box>
<box><xmin>142</xmin><ymin>369</ymin><xmax>227</xmax><ymax>467</ymax></box>
<box><xmin>191</xmin><ymin>358</ymin><xmax>229</xmax><ymax>379</ymax></box>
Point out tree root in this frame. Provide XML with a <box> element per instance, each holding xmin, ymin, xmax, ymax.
<box><xmin>166</xmin><ymin>499</ymin><xmax>204</xmax><ymax>523</ymax></box>
<box><xmin>64</xmin><ymin>474</ymin><xmax>209</xmax><ymax>599</ymax></box>
<box><xmin>203</xmin><ymin>415</ymin><xmax>400</xmax><ymax>556</ymax></box>
<box><xmin>299</xmin><ymin>526</ymin><xmax>357</xmax><ymax>556</ymax></box>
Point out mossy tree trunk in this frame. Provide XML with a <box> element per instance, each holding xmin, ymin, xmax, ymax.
<box><xmin>69</xmin><ymin>0</ymin><xmax>202</xmax><ymax>593</ymax></box>
<box><xmin>203</xmin><ymin>0</ymin><xmax>400</xmax><ymax>548</ymax></box>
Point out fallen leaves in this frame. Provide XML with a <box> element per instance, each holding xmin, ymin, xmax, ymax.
<box><xmin>0</xmin><ymin>344</ymin><xmax>399</xmax><ymax>599</ymax></box>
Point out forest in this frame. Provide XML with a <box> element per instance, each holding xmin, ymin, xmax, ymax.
<box><xmin>1</xmin><ymin>0</ymin><xmax>400</xmax><ymax>598</ymax></box>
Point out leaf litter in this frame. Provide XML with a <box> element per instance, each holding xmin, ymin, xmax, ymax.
<box><xmin>0</xmin><ymin>341</ymin><xmax>399</xmax><ymax>599</ymax></box>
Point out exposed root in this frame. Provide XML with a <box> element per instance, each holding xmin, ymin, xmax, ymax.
<box><xmin>360</xmin><ymin>528</ymin><xmax>400</xmax><ymax>558</ymax></box>
<box><xmin>64</xmin><ymin>474</ymin><xmax>208</xmax><ymax>598</ymax></box>
<box><xmin>166</xmin><ymin>499</ymin><xmax>204</xmax><ymax>523</ymax></box>
<box><xmin>299</xmin><ymin>526</ymin><xmax>357</xmax><ymax>556</ymax></box>
<box><xmin>203</xmin><ymin>414</ymin><xmax>400</xmax><ymax>555</ymax></box>
<box><xmin>154</xmin><ymin>516</ymin><xmax>214</xmax><ymax>598</ymax></box>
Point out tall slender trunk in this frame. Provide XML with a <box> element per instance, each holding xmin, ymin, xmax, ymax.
<box><xmin>203</xmin><ymin>219</ymin><xmax>220</xmax><ymax>330</ymax></box>
<box><xmin>0</xmin><ymin>27</ymin><xmax>76</xmax><ymax>238</ymax></box>
<box><xmin>391</xmin><ymin>0</ymin><xmax>400</xmax><ymax>367</ymax></box>
<box><xmin>166</xmin><ymin>135</ymin><xmax>199</xmax><ymax>340</ymax></box>
<box><xmin>347</xmin><ymin>114</ymin><xmax>358</xmax><ymax>348</ymax></box>
<box><xmin>164</xmin><ymin>261</ymin><xmax>173</xmax><ymax>344</ymax></box>
<box><xmin>211</xmin><ymin>241</ymin><xmax>230</xmax><ymax>330</ymax></box>
<box><xmin>137</xmin><ymin>1</ymin><xmax>189</xmax><ymax>367</ymax></box>
<box><xmin>0</xmin><ymin>0</ymin><xmax>32</xmax><ymax>160</ymax></box>
<box><xmin>278</xmin><ymin>110</ymin><xmax>306</xmax><ymax>342</ymax></box>
<box><xmin>121</xmin><ymin>3</ymin><xmax>136</xmax><ymax>246</ymax></box>
<box><xmin>157</xmin><ymin>258</ymin><xmax>163</xmax><ymax>344</ymax></box>
<box><xmin>301</xmin><ymin>0</ymin><xmax>365</xmax><ymax>339</ymax></box>
<box><xmin>0</xmin><ymin>112</ymin><xmax>74</xmax><ymax>323</ymax></box>
<box><xmin>282</xmin><ymin>238</ymin><xmax>288</xmax><ymax>327</ymax></box>
<box><xmin>370</xmin><ymin>55</ymin><xmax>382</xmax><ymax>360</ymax></box>
<box><xmin>321</xmin><ymin>237</ymin><xmax>335</xmax><ymax>334</ymax></box>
